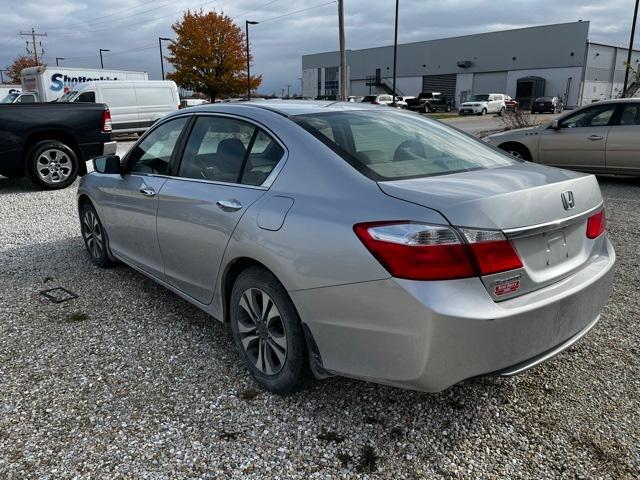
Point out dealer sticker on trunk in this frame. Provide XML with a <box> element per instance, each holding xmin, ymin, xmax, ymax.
<box><xmin>493</xmin><ymin>275</ymin><xmax>521</xmax><ymax>297</ymax></box>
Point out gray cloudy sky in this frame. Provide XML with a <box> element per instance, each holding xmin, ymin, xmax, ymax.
<box><xmin>0</xmin><ymin>0</ymin><xmax>636</xmax><ymax>94</ymax></box>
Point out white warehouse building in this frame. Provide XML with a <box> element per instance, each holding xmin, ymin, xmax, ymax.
<box><xmin>301</xmin><ymin>21</ymin><xmax>640</xmax><ymax>109</ymax></box>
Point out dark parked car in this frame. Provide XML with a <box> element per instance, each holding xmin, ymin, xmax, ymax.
<box><xmin>0</xmin><ymin>103</ymin><xmax>115</xmax><ymax>189</ymax></box>
<box><xmin>531</xmin><ymin>96</ymin><xmax>563</xmax><ymax>114</ymax></box>
<box><xmin>406</xmin><ymin>92</ymin><xmax>452</xmax><ymax>113</ymax></box>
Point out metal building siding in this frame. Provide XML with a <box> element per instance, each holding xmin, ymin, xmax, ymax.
<box><xmin>472</xmin><ymin>71</ymin><xmax>508</xmax><ymax>94</ymax></box>
<box><xmin>422</xmin><ymin>74</ymin><xmax>457</xmax><ymax>98</ymax></box>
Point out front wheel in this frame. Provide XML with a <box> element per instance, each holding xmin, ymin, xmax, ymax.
<box><xmin>230</xmin><ymin>267</ymin><xmax>310</xmax><ymax>394</ymax></box>
<box><xmin>26</xmin><ymin>140</ymin><xmax>79</xmax><ymax>189</ymax></box>
<box><xmin>480</xmin><ymin>108</ymin><xmax>487</xmax><ymax>116</ymax></box>
<box><xmin>423</xmin><ymin>104</ymin><xmax>431</xmax><ymax>114</ymax></box>
<box><xmin>445</xmin><ymin>104</ymin><xmax>452</xmax><ymax>112</ymax></box>
<box><xmin>80</xmin><ymin>202</ymin><xmax>114</xmax><ymax>268</ymax></box>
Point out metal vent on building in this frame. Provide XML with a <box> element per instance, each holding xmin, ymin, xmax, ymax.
<box><xmin>422</xmin><ymin>74</ymin><xmax>457</xmax><ymax>100</ymax></box>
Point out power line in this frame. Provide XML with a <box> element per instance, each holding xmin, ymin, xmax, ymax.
<box><xmin>258</xmin><ymin>1</ymin><xmax>337</xmax><ymax>23</ymax></box>
<box><xmin>231</xmin><ymin>0</ymin><xmax>282</xmax><ymax>19</ymax></box>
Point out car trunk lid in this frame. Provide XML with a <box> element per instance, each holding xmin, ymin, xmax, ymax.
<box><xmin>378</xmin><ymin>163</ymin><xmax>604</xmax><ymax>300</ymax></box>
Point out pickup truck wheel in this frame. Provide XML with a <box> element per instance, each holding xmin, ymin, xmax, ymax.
<box><xmin>26</xmin><ymin>140</ymin><xmax>78</xmax><ymax>190</ymax></box>
<box><xmin>445</xmin><ymin>104</ymin><xmax>452</xmax><ymax>112</ymax></box>
<box><xmin>423</xmin><ymin>104</ymin><xmax>431</xmax><ymax>114</ymax></box>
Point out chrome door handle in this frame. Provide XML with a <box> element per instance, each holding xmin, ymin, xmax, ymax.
<box><xmin>216</xmin><ymin>199</ymin><xmax>243</xmax><ymax>212</ymax></box>
<box><xmin>588</xmin><ymin>135</ymin><xmax>603</xmax><ymax>141</ymax></box>
<box><xmin>139</xmin><ymin>187</ymin><xmax>156</xmax><ymax>197</ymax></box>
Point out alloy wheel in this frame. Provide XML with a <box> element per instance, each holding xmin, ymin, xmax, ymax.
<box><xmin>82</xmin><ymin>210</ymin><xmax>104</xmax><ymax>260</ymax></box>
<box><xmin>508</xmin><ymin>150</ymin><xmax>524</xmax><ymax>160</ymax></box>
<box><xmin>36</xmin><ymin>148</ymin><xmax>73</xmax><ymax>185</ymax></box>
<box><xmin>237</xmin><ymin>288</ymin><xmax>288</xmax><ymax>375</ymax></box>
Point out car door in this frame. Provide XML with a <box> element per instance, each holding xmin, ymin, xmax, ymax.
<box><xmin>156</xmin><ymin>114</ymin><xmax>286</xmax><ymax>304</ymax></box>
<box><xmin>537</xmin><ymin>103</ymin><xmax>617</xmax><ymax>171</ymax></box>
<box><xmin>605</xmin><ymin>102</ymin><xmax>640</xmax><ymax>173</ymax></box>
<box><xmin>102</xmin><ymin>116</ymin><xmax>190</xmax><ymax>278</ymax></box>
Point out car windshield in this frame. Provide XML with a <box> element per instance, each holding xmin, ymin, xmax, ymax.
<box><xmin>293</xmin><ymin>110</ymin><xmax>516</xmax><ymax>181</ymax></box>
<box><xmin>0</xmin><ymin>93</ymin><xmax>19</xmax><ymax>103</ymax></box>
<box><xmin>469</xmin><ymin>95</ymin><xmax>490</xmax><ymax>102</ymax></box>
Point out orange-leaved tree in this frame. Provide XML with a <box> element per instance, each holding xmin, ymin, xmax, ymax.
<box><xmin>6</xmin><ymin>55</ymin><xmax>41</xmax><ymax>83</ymax></box>
<box><xmin>166</xmin><ymin>10</ymin><xmax>261</xmax><ymax>101</ymax></box>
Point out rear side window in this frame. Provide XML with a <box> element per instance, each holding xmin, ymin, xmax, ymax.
<box><xmin>618</xmin><ymin>104</ymin><xmax>640</xmax><ymax>125</ymax></box>
<box><xmin>293</xmin><ymin>110</ymin><xmax>515</xmax><ymax>181</ymax></box>
<box><xmin>178</xmin><ymin>116</ymin><xmax>283</xmax><ymax>186</ymax></box>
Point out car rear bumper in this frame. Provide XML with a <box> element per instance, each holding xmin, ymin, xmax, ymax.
<box><xmin>291</xmin><ymin>236</ymin><xmax>615</xmax><ymax>392</ymax></box>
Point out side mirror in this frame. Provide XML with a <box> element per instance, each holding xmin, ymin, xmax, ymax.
<box><xmin>549</xmin><ymin>119</ymin><xmax>560</xmax><ymax>130</ymax></box>
<box><xmin>93</xmin><ymin>155</ymin><xmax>122</xmax><ymax>174</ymax></box>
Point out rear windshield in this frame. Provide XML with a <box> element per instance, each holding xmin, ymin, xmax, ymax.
<box><xmin>536</xmin><ymin>97</ymin><xmax>553</xmax><ymax>101</ymax></box>
<box><xmin>292</xmin><ymin>110</ymin><xmax>516</xmax><ymax>181</ymax></box>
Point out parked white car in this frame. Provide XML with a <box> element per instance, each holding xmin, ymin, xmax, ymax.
<box><xmin>58</xmin><ymin>80</ymin><xmax>179</xmax><ymax>134</ymax></box>
<box><xmin>459</xmin><ymin>94</ymin><xmax>507</xmax><ymax>116</ymax></box>
<box><xmin>180</xmin><ymin>98</ymin><xmax>208</xmax><ymax>108</ymax></box>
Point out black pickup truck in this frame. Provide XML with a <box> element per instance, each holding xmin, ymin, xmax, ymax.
<box><xmin>406</xmin><ymin>92</ymin><xmax>453</xmax><ymax>113</ymax></box>
<box><xmin>0</xmin><ymin>103</ymin><xmax>115</xmax><ymax>189</ymax></box>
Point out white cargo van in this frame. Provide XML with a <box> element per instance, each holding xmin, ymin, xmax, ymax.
<box><xmin>59</xmin><ymin>80</ymin><xmax>180</xmax><ymax>134</ymax></box>
<box><xmin>19</xmin><ymin>66</ymin><xmax>148</xmax><ymax>103</ymax></box>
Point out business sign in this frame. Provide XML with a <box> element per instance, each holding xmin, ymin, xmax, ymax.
<box><xmin>50</xmin><ymin>72</ymin><xmax>121</xmax><ymax>92</ymax></box>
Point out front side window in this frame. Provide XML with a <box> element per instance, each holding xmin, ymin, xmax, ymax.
<box><xmin>127</xmin><ymin>117</ymin><xmax>188</xmax><ymax>175</ymax></box>
<box><xmin>618</xmin><ymin>103</ymin><xmax>640</xmax><ymax>125</ymax></box>
<box><xmin>559</xmin><ymin>104</ymin><xmax>617</xmax><ymax>129</ymax></box>
<box><xmin>178</xmin><ymin>116</ymin><xmax>283</xmax><ymax>186</ymax></box>
<box><xmin>76</xmin><ymin>91</ymin><xmax>95</xmax><ymax>102</ymax></box>
<box><xmin>293</xmin><ymin>110</ymin><xmax>515</xmax><ymax>181</ymax></box>
<box><xmin>18</xmin><ymin>95</ymin><xmax>35</xmax><ymax>103</ymax></box>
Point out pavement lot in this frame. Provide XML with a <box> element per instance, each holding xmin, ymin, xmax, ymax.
<box><xmin>1</xmin><ymin>121</ymin><xmax>639</xmax><ymax>478</ymax></box>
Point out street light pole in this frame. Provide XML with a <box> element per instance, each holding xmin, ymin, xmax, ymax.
<box><xmin>623</xmin><ymin>0</ymin><xmax>639</xmax><ymax>97</ymax></box>
<box><xmin>159</xmin><ymin>37</ymin><xmax>172</xmax><ymax>80</ymax></box>
<box><xmin>55</xmin><ymin>57</ymin><xmax>65</xmax><ymax>66</ymax></box>
<box><xmin>338</xmin><ymin>0</ymin><xmax>347</xmax><ymax>100</ymax></box>
<box><xmin>99</xmin><ymin>49</ymin><xmax>110</xmax><ymax>69</ymax></box>
<box><xmin>246</xmin><ymin>20</ymin><xmax>259</xmax><ymax>100</ymax></box>
<box><xmin>391</xmin><ymin>0</ymin><xmax>399</xmax><ymax>106</ymax></box>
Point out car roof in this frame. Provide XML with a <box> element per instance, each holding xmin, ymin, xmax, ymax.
<box><xmin>186</xmin><ymin>100</ymin><xmax>383</xmax><ymax>117</ymax></box>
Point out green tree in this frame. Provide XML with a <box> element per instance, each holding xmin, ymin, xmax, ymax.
<box><xmin>166</xmin><ymin>10</ymin><xmax>261</xmax><ymax>101</ymax></box>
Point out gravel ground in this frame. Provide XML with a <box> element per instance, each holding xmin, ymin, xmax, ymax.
<box><xmin>0</xmin><ymin>164</ymin><xmax>639</xmax><ymax>478</ymax></box>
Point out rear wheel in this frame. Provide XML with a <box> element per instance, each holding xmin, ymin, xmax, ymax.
<box><xmin>423</xmin><ymin>104</ymin><xmax>431</xmax><ymax>114</ymax></box>
<box><xmin>26</xmin><ymin>140</ymin><xmax>79</xmax><ymax>190</ymax></box>
<box><xmin>445</xmin><ymin>104</ymin><xmax>452</xmax><ymax>112</ymax></box>
<box><xmin>498</xmin><ymin>107</ymin><xmax>506</xmax><ymax>116</ymax></box>
<box><xmin>230</xmin><ymin>267</ymin><xmax>309</xmax><ymax>394</ymax></box>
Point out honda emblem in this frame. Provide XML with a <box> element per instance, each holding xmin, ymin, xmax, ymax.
<box><xmin>561</xmin><ymin>191</ymin><xmax>575</xmax><ymax>210</ymax></box>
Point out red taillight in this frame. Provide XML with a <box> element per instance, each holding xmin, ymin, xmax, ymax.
<box><xmin>102</xmin><ymin>109</ymin><xmax>112</xmax><ymax>133</ymax></box>
<box><xmin>586</xmin><ymin>210</ymin><xmax>606</xmax><ymax>239</ymax></box>
<box><xmin>354</xmin><ymin>222</ymin><xmax>522</xmax><ymax>281</ymax></box>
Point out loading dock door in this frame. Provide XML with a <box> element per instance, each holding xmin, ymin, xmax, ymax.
<box><xmin>472</xmin><ymin>71</ymin><xmax>508</xmax><ymax>94</ymax></box>
<box><xmin>422</xmin><ymin>74</ymin><xmax>457</xmax><ymax>100</ymax></box>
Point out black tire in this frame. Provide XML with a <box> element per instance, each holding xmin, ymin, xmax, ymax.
<box><xmin>230</xmin><ymin>267</ymin><xmax>309</xmax><ymax>394</ymax></box>
<box><xmin>80</xmin><ymin>201</ymin><xmax>114</xmax><ymax>268</ymax></box>
<box><xmin>498</xmin><ymin>107</ymin><xmax>506</xmax><ymax>117</ymax></box>
<box><xmin>480</xmin><ymin>108</ymin><xmax>487</xmax><ymax>116</ymax></box>
<box><xmin>423</xmin><ymin>104</ymin><xmax>431</xmax><ymax>114</ymax></box>
<box><xmin>499</xmin><ymin>143</ymin><xmax>531</xmax><ymax>162</ymax></box>
<box><xmin>26</xmin><ymin>140</ymin><xmax>79</xmax><ymax>190</ymax></box>
<box><xmin>445</xmin><ymin>104</ymin><xmax>452</xmax><ymax>112</ymax></box>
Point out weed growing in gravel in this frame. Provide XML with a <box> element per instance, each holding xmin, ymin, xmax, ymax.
<box><xmin>317</xmin><ymin>428</ymin><xmax>345</xmax><ymax>444</ymax></box>
<box><xmin>219</xmin><ymin>430</ymin><xmax>239</xmax><ymax>441</ymax></box>
<box><xmin>65</xmin><ymin>312</ymin><xmax>89</xmax><ymax>323</ymax></box>
<box><xmin>364</xmin><ymin>416</ymin><xmax>383</xmax><ymax>425</ymax></box>
<box><xmin>237</xmin><ymin>388</ymin><xmax>260</xmax><ymax>401</ymax></box>
<box><xmin>356</xmin><ymin>445</ymin><xmax>379</xmax><ymax>474</ymax></box>
<box><xmin>336</xmin><ymin>452</ymin><xmax>351</xmax><ymax>468</ymax></box>
<box><xmin>389</xmin><ymin>426</ymin><xmax>403</xmax><ymax>439</ymax></box>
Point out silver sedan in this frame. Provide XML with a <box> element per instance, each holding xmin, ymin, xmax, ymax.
<box><xmin>486</xmin><ymin>98</ymin><xmax>640</xmax><ymax>175</ymax></box>
<box><xmin>77</xmin><ymin>101</ymin><xmax>615</xmax><ymax>394</ymax></box>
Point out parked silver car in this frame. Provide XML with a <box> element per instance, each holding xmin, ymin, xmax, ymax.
<box><xmin>486</xmin><ymin>99</ymin><xmax>640</xmax><ymax>175</ymax></box>
<box><xmin>78</xmin><ymin>101</ymin><xmax>615</xmax><ymax>394</ymax></box>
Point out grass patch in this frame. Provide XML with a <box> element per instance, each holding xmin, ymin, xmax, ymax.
<box><xmin>237</xmin><ymin>388</ymin><xmax>260</xmax><ymax>401</ymax></box>
<box><xmin>317</xmin><ymin>428</ymin><xmax>345</xmax><ymax>444</ymax></box>
<box><xmin>356</xmin><ymin>445</ymin><xmax>379</xmax><ymax>474</ymax></box>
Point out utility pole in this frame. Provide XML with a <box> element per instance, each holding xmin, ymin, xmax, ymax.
<box><xmin>20</xmin><ymin>28</ymin><xmax>47</xmax><ymax>64</ymax></box>
<box><xmin>623</xmin><ymin>0</ymin><xmax>639</xmax><ymax>97</ymax></box>
<box><xmin>55</xmin><ymin>57</ymin><xmax>65</xmax><ymax>67</ymax></box>
<box><xmin>246</xmin><ymin>20</ymin><xmax>259</xmax><ymax>100</ymax></box>
<box><xmin>99</xmin><ymin>49</ymin><xmax>110</xmax><ymax>69</ymax></box>
<box><xmin>391</xmin><ymin>0</ymin><xmax>399</xmax><ymax>106</ymax></box>
<box><xmin>0</xmin><ymin>69</ymin><xmax>7</xmax><ymax>84</ymax></box>
<box><xmin>338</xmin><ymin>0</ymin><xmax>347</xmax><ymax>100</ymax></box>
<box><xmin>159</xmin><ymin>37</ymin><xmax>172</xmax><ymax>80</ymax></box>
<box><xmin>286</xmin><ymin>84</ymin><xmax>291</xmax><ymax>98</ymax></box>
